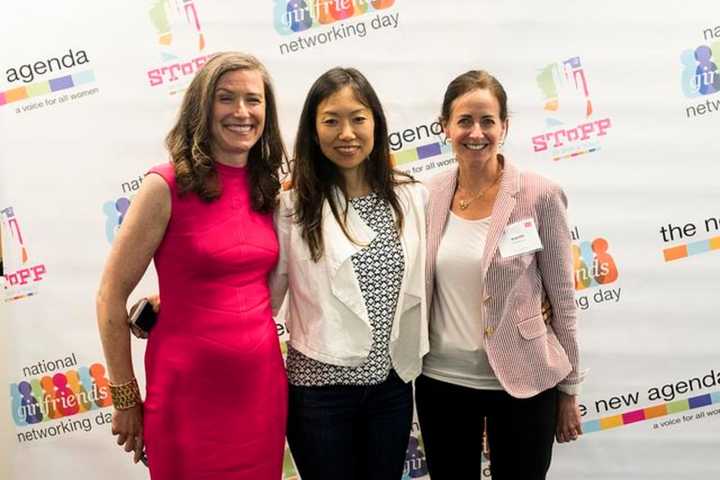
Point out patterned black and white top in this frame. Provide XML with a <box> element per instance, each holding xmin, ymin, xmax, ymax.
<box><xmin>286</xmin><ymin>192</ymin><xmax>405</xmax><ymax>386</ymax></box>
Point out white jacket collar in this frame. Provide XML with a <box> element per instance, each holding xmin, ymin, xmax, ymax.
<box><xmin>321</xmin><ymin>187</ymin><xmax>378</xmax><ymax>277</ymax></box>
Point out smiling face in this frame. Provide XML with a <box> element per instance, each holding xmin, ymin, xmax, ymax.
<box><xmin>443</xmin><ymin>87</ymin><xmax>507</xmax><ymax>168</ymax></box>
<box><xmin>210</xmin><ymin>68</ymin><xmax>266</xmax><ymax>166</ymax></box>
<box><xmin>315</xmin><ymin>86</ymin><xmax>375</xmax><ymax>178</ymax></box>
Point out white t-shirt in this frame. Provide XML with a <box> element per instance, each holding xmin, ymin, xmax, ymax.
<box><xmin>423</xmin><ymin>211</ymin><xmax>503</xmax><ymax>390</ymax></box>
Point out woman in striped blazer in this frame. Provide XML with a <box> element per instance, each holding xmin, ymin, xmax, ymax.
<box><xmin>415</xmin><ymin>70</ymin><xmax>584</xmax><ymax>480</ymax></box>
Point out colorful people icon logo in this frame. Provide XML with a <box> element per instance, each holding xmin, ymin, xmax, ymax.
<box><xmin>572</xmin><ymin>244</ymin><xmax>592</xmax><ymax>290</ymax></box>
<box><xmin>283</xmin><ymin>0</ymin><xmax>314</xmax><ymax>32</ymax></box>
<box><xmin>66</xmin><ymin>370</ymin><xmax>93</xmax><ymax>413</ymax></box>
<box><xmin>402</xmin><ymin>435</ymin><xmax>429</xmax><ymax>478</ymax></box>
<box><xmin>103</xmin><ymin>196</ymin><xmax>132</xmax><ymax>243</ymax></box>
<box><xmin>15</xmin><ymin>382</ymin><xmax>43</xmax><ymax>425</ymax></box>
<box><xmin>591</xmin><ymin>238</ymin><xmax>618</xmax><ymax>284</ymax></box>
<box><xmin>9</xmin><ymin>363</ymin><xmax>112</xmax><ymax>427</ymax></box>
<box><xmin>53</xmin><ymin>373</ymin><xmax>80</xmax><ymax>417</ymax></box>
<box><xmin>694</xmin><ymin>45</ymin><xmax>718</xmax><ymax>95</ymax></box>
<box><xmin>572</xmin><ymin>237</ymin><xmax>619</xmax><ymax>291</ymax></box>
<box><xmin>273</xmin><ymin>0</ymin><xmax>395</xmax><ymax>35</ymax></box>
<box><xmin>680</xmin><ymin>43</ymin><xmax>720</xmax><ymax>97</ymax></box>
<box><xmin>40</xmin><ymin>377</ymin><xmax>62</xmax><ymax>421</ymax></box>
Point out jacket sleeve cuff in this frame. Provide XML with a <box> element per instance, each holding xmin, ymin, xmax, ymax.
<box><xmin>558</xmin><ymin>367</ymin><xmax>589</xmax><ymax>395</ymax></box>
<box><xmin>557</xmin><ymin>382</ymin><xmax>581</xmax><ymax>396</ymax></box>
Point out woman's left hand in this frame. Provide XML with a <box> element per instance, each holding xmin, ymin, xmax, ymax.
<box><xmin>556</xmin><ymin>391</ymin><xmax>582</xmax><ymax>443</ymax></box>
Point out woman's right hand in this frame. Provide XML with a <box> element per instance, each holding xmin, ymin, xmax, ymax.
<box><xmin>129</xmin><ymin>295</ymin><xmax>161</xmax><ymax>316</ymax></box>
<box><xmin>145</xmin><ymin>294</ymin><xmax>161</xmax><ymax>312</ymax></box>
<box><xmin>128</xmin><ymin>295</ymin><xmax>161</xmax><ymax>339</ymax></box>
<box><xmin>111</xmin><ymin>404</ymin><xmax>145</xmax><ymax>464</ymax></box>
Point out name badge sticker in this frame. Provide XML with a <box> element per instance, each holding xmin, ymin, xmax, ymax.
<box><xmin>498</xmin><ymin>218</ymin><xmax>543</xmax><ymax>258</ymax></box>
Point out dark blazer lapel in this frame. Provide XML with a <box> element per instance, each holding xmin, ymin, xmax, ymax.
<box><xmin>480</xmin><ymin>161</ymin><xmax>521</xmax><ymax>280</ymax></box>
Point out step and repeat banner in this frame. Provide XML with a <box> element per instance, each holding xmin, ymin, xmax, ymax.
<box><xmin>1</xmin><ymin>1</ymin><xmax>719</xmax><ymax>478</ymax></box>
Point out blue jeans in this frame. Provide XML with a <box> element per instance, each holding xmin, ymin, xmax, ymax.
<box><xmin>287</xmin><ymin>370</ymin><xmax>413</xmax><ymax>480</ymax></box>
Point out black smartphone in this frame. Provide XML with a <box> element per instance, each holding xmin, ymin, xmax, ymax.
<box><xmin>129</xmin><ymin>298</ymin><xmax>157</xmax><ymax>333</ymax></box>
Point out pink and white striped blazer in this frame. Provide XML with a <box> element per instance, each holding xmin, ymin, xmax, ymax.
<box><xmin>425</xmin><ymin>159</ymin><xmax>583</xmax><ymax>398</ymax></box>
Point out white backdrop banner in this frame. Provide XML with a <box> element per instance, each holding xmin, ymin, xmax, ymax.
<box><xmin>2</xmin><ymin>1</ymin><xmax>720</xmax><ymax>478</ymax></box>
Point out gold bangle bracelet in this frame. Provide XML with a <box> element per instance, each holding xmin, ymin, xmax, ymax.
<box><xmin>109</xmin><ymin>377</ymin><xmax>142</xmax><ymax>410</ymax></box>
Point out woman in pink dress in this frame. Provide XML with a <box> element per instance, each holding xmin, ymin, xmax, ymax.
<box><xmin>96</xmin><ymin>52</ymin><xmax>288</xmax><ymax>479</ymax></box>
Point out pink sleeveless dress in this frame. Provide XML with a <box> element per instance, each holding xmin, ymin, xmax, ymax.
<box><xmin>143</xmin><ymin>162</ymin><xmax>287</xmax><ymax>479</ymax></box>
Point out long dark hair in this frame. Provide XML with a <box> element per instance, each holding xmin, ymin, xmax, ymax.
<box><xmin>291</xmin><ymin>67</ymin><xmax>413</xmax><ymax>261</ymax></box>
<box><xmin>165</xmin><ymin>52</ymin><xmax>287</xmax><ymax>213</ymax></box>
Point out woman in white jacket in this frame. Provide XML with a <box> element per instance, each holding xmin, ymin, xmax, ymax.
<box><xmin>271</xmin><ymin>67</ymin><xmax>428</xmax><ymax>480</ymax></box>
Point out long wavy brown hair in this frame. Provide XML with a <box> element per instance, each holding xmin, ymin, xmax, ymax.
<box><xmin>291</xmin><ymin>67</ymin><xmax>413</xmax><ymax>261</ymax></box>
<box><xmin>165</xmin><ymin>52</ymin><xmax>287</xmax><ymax>212</ymax></box>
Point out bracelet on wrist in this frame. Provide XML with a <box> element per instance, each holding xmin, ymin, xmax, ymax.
<box><xmin>109</xmin><ymin>377</ymin><xmax>142</xmax><ymax>410</ymax></box>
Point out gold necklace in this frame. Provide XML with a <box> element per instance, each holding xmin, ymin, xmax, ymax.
<box><xmin>457</xmin><ymin>168</ymin><xmax>503</xmax><ymax>210</ymax></box>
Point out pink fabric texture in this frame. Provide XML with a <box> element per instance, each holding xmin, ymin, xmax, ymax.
<box><xmin>143</xmin><ymin>162</ymin><xmax>287</xmax><ymax>479</ymax></box>
<box><xmin>425</xmin><ymin>159</ymin><xmax>582</xmax><ymax>399</ymax></box>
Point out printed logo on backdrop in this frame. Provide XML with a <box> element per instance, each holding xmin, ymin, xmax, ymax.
<box><xmin>103</xmin><ymin>175</ymin><xmax>144</xmax><ymax>243</ymax></box>
<box><xmin>1</xmin><ymin>207</ymin><xmax>47</xmax><ymax>302</ymax></box>
<box><xmin>274</xmin><ymin>0</ymin><xmax>400</xmax><ymax>55</ymax></box>
<box><xmin>283</xmin><ymin>446</ymin><xmax>299</xmax><ymax>479</ymax></box>
<box><xmin>658</xmin><ymin>215</ymin><xmax>720</xmax><ymax>262</ymax></box>
<box><xmin>401</xmin><ymin>423</ymin><xmax>429</xmax><ymax>479</ymax></box>
<box><xmin>277</xmin><ymin>120</ymin><xmax>454</xmax><ymax>180</ymax></box>
<box><xmin>681</xmin><ymin>24</ymin><xmax>720</xmax><ymax>118</ymax></box>
<box><xmin>579</xmin><ymin>367</ymin><xmax>720</xmax><ymax>436</ymax></box>
<box><xmin>389</xmin><ymin>120</ymin><xmax>456</xmax><ymax>176</ymax></box>
<box><xmin>9</xmin><ymin>353</ymin><xmax>114</xmax><ymax>444</ymax></box>
<box><xmin>1</xmin><ymin>48</ymin><xmax>99</xmax><ymax>114</ymax></box>
<box><xmin>532</xmin><ymin>56</ymin><xmax>613</xmax><ymax>161</ymax></box>
<box><xmin>146</xmin><ymin>0</ymin><xmax>212</xmax><ymax>95</ymax></box>
<box><xmin>571</xmin><ymin>225</ymin><xmax>621</xmax><ymax>311</ymax></box>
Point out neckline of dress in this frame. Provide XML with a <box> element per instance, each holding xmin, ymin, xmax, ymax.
<box><xmin>214</xmin><ymin>161</ymin><xmax>247</xmax><ymax>176</ymax></box>
<box><xmin>349</xmin><ymin>191</ymin><xmax>378</xmax><ymax>202</ymax></box>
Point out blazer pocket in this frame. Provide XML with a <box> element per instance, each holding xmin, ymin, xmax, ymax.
<box><xmin>517</xmin><ymin>314</ymin><xmax>547</xmax><ymax>340</ymax></box>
